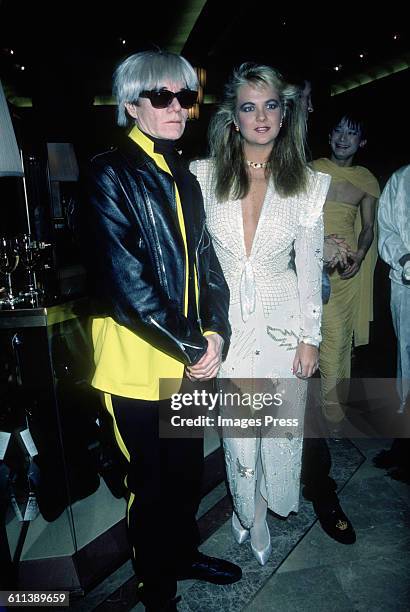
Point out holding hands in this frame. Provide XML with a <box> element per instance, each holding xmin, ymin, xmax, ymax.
<box><xmin>186</xmin><ymin>333</ymin><xmax>224</xmax><ymax>381</ymax></box>
<box><xmin>323</xmin><ymin>234</ymin><xmax>364</xmax><ymax>279</ymax></box>
<box><xmin>323</xmin><ymin>234</ymin><xmax>352</xmax><ymax>269</ymax></box>
<box><xmin>339</xmin><ymin>251</ymin><xmax>364</xmax><ymax>279</ymax></box>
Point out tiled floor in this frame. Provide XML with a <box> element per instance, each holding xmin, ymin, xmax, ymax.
<box><xmin>246</xmin><ymin>438</ymin><xmax>410</xmax><ymax>612</ymax></box>
<box><xmin>69</xmin><ymin>326</ymin><xmax>410</xmax><ymax>612</ymax></box>
<box><xmin>69</xmin><ymin>434</ymin><xmax>410</xmax><ymax>612</ymax></box>
<box><xmin>3</xmin><ymin>263</ymin><xmax>409</xmax><ymax>610</ymax></box>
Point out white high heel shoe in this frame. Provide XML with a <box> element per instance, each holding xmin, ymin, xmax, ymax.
<box><xmin>250</xmin><ymin>520</ymin><xmax>272</xmax><ymax>566</ymax></box>
<box><xmin>231</xmin><ymin>512</ymin><xmax>250</xmax><ymax>544</ymax></box>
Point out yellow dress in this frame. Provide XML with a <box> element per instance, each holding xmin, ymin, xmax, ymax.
<box><xmin>312</xmin><ymin>159</ymin><xmax>380</xmax><ymax>422</ymax></box>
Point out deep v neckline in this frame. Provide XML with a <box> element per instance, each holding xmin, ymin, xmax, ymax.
<box><xmin>239</xmin><ymin>181</ymin><xmax>270</xmax><ymax>259</ymax></box>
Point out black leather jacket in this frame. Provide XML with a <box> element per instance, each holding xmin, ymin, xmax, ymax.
<box><xmin>80</xmin><ymin>136</ymin><xmax>230</xmax><ymax>366</ymax></box>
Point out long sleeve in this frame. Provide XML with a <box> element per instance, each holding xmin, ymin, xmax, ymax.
<box><xmin>378</xmin><ymin>168</ymin><xmax>410</xmax><ymax>272</ymax></box>
<box><xmin>198</xmin><ymin>229</ymin><xmax>231</xmax><ymax>354</ymax></box>
<box><xmin>80</xmin><ymin>157</ymin><xmax>209</xmax><ymax>366</ymax></box>
<box><xmin>294</xmin><ymin>172</ymin><xmax>330</xmax><ymax>346</ymax></box>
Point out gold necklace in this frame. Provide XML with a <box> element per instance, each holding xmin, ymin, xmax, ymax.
<box><xmin>246</xmin><ymin>160</ymin><xmax>268</xmax><ymax>169</ymax></box>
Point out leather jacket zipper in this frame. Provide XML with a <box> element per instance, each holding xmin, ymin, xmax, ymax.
<box><xmin>195</xmin><ymin>224</ymin><xmax>206</xmax><ymax>329</ymax></box>
<box><xmin>148</xmin><ymin>316</ymin><xmax>205</xmax><ymax>355</ymax></box>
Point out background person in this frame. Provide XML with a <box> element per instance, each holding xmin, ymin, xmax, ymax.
<box><xmin>313</xmin><ymin>111</ymin><xmax>380</xmax><ymax>426</ymax></box>
<box><xmin>373</xmin><ymin>164</ymin><xmax>410</xmax><ymax>486</ymax></box>
<box><xmin>292</xmin><ymin>76</ymin><xmax>356</xmax><ymax>544</ymax></box>
<box><xmin>378</xmin><ymin>164</ymin><xmax>410</xmax><ymax>414</ymax></box>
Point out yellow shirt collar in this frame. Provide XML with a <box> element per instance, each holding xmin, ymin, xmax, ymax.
<box><xmin>128</xmin><ymin>125</ymin><xmax>171</xmax><ymax>175</ymax></box>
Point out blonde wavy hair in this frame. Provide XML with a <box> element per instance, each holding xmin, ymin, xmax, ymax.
<box><xmin>208</xmin><ymin>62</ymin><xmax>308</xmax><ymax>200</ymax></box>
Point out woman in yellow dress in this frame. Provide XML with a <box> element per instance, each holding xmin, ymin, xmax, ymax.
<box><xmin>313</xmin><ymin>112</ymin><xmax>380</xmax><ymax>424</ymax></box>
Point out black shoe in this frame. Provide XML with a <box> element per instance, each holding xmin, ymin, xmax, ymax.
<box><xmin>176</xmin><ymin>552</ymin><xmax>242</xmax><ymax>584</ymax></box>
<box><xmin>388</xmin><ymin>466</ymin><xmax>410</xmax><ymax>485</ymax></box>
<box><xmin>373</xmin><ymin>440</ymin><xmax>410</xmax><ymax>470</ymax></box>
<box><xmin>313</xmin><ymin>497</ymin><xmax>356</xmax><ymax>545</ymax></box>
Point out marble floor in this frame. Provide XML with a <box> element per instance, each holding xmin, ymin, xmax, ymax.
<box><xmin>59</xmin><ymin>322</ymin><xmax>410</xmax><ymax>611</ymax></box>
<box><xmin>3</xmin><ymin>263</ymin><xmax>409</xmax><ymax>610</ymax></box>
<box><xmin>69</xmin><ymin>433</ymin><xmax>410</xmax><ymax>612</ymax></box>
<box><xmin>66</xmin><ymin>314</ymin><xmax>410</xmax><ymax>612</ymax></box>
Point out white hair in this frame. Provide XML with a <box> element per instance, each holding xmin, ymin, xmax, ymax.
<box><xmin>113</xmin><ymin>50</ymin><xmax>198</xmax><ymax>126</ymax></box>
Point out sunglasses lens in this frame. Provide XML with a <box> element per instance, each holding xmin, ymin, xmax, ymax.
<box><xmin>141</xmin><ymin>89</ymin><xmax>198</xmax><ymax>109</ymax></box>
<box><xmin>177</xmin><ymin>90</ymin><xmax>198</xmax><ymax>108</ymax></box>
<box><xmin>150</xmin><ymin>91</ymin><xmax>174</xmax><ymax>108</ymax></box>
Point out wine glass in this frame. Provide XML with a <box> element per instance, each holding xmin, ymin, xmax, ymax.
<box><xmin>0</xmin><ymin>236</ymin><xmax>21</xmax><ymax>309</ymax></box>
<box><xmin>17</xmin><ymin>234</ymin><xmax>42</xmax><ymax>306</ymax></box>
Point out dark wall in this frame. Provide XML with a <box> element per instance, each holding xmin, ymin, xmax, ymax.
<box><xmin>6</xmin><ymin>68</ymin><xmax>408</xmax><ymax>270</ymax></box>
<box><xmin>308</xmin><ymin>69</ymin><xmax>410</xmax><ymax>186</ymax></box>
<box><xmin>14</xmin><ymin>68</ymin><xmax>409</xmax><ymax>183</ymax></box>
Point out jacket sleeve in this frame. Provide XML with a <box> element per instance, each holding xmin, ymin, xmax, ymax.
<box><xmin>189</xmin><ymin>160</ymin><xmax>231</xmax><ymax>358</ymax></box>
<box><xmin>378</xmin><ymin>171</ymin><xmax>409</xmax><ymax>270</ymax></box>
<box><xmin>79</xmin><ymin>157</ymin><xmax>208</xmax><ymax>366</ymax></box>
<box><xmin>198</xmin><ymin>226</ymin><xmax>231</xmax><ymax>359</ymax></box>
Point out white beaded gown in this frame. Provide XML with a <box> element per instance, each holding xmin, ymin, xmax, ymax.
<box><xmin>191</xmin><ymin>159</ymin><xmax>330</xmax><ymax>527</ymax></box>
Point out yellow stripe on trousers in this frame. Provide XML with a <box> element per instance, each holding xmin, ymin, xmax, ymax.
<box><xmin>102</xmin><ymin>392</ymin><xmax>136</xmax><ymax>558</ymax></box>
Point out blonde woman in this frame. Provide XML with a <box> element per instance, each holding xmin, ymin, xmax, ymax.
<box><xmin>190</xmin><ymin>63</ymin><xmax>330</xmax><ymax>565</ymax></box>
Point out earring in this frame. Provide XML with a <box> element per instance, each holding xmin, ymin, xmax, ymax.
<box><xmin>279</xmin><ymin>119</ymin><xmax>283</xmax><ymax>128</ymax></box>
<box><xmin>233</xmin><ymin>122</ymin><xmax>239</xmax><ymax>132</ymax></box>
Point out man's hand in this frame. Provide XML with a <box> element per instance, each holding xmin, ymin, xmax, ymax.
<box><xmin>339</xmin><ymin>251</ymin><xmax>363</xmax><ymax>279</ymax></box>
<box><xmin>401</xmin><ymin>256</ymin><xmax>410</xmax><ymax>282</ymax></box>
<box><xmin>323</xmin><ymin>234</ymin><xmax>352</xmax><ymax>269</ymax></box>
<box><xmin>292</xmin><ymin>343</ymin><xmax>319</xmax><ymax>379</ymax></box>
<box><xmin>186</xmin><ymin>334</ymin><xmax>224</xmax><ymax>381</ymax></box>
<box><xmin>340</xmin><ymin>193</ymin><xmax>376</xmax><ymax>280</ymax></box>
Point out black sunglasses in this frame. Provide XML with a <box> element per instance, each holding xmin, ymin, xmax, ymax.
<box><xmin>138</xmin><ymin>89</ymin><xmax>198</xmax><ymax>109</ymax></box>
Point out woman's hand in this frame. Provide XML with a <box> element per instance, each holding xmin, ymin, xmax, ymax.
<box><xmin>292</xmin><ymin>343</ymin><xmax>319</xmax><ymax>379</ymax></box>
<box><xmin>323</xmin><ymin>234</ymin><xmax>352</xmax><ymax>269</ymax></box>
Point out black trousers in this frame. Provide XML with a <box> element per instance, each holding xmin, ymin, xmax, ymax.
<box><xmin>106</xmin><ymin>394</ymin><xmax>204</xmax><ymax>607</ymax></box>
<box><xmin>301</xmin><ymin>437</ymin><xmax>337</xmax><ymax>500</ymax></box>
<box><xmin>301</xmin><ymin>379</ymin><xmax>337</xmax><ymax>500</ymax></box>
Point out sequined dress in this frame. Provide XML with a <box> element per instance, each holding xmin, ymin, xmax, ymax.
<box><xmin>191</xmin><ymin>159</ymin><xmax>330</xmax><ymax>526</ymax></box>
